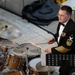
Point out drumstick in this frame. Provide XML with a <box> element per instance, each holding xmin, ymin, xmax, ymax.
<box><xmin>31</xmin><ymin>42</ymin><xmax>46</xmax><ymax>51</ymax></box>
<box><xmin>12</xmin><ymin>41</ymin><xmax>19</xmax><ymax>47</ymax></box>
<box><xmin>35</xmin><ymin>42</ymin><xmax>48</xmax><ymax>45</ymax></box>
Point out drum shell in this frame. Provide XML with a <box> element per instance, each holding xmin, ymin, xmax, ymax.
<box><xmin>3</xmin><ymin>70</ymin><xmax>25</xmax><ymax>75</ymax></box>
<box><xmin>6</xmin><ymin>54</ymin><xmax>25</xmax><ymax>70</ymax></box>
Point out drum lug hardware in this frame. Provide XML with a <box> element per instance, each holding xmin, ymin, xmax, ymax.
<box><xmin>6</xmin><ymin>55</ymin><xmax>11</xmax><ymax>66</ymax></box>
<box><xmin>17</xmin><ymin>59</ymin><xmax>21</xmax><ymax>69</ymax></box>
<box><xmin>12</xmin><ymin>60</ymin><xmax>16</xmax><ymax>64</ymax></box>
<box><xmin>17</xmin><ymin>66</ymin><xmax>19</xmax><ymax>69</ymax></box>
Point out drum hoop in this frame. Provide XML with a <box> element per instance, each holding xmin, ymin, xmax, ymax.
<box><xmin>9</xmin><ymin>49</ymin><xmax>26</xmax><ymax>57</ymax></box>
<box><xmin>9</xmin><ymin>54</ymin><xmax>22</xmax><ymax>58</ymax></box>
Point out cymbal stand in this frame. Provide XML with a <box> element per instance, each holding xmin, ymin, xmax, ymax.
<box><xmin>25</xmin><ymin>47</ymin><xmax>29</xmax><ymax>75</ymax></box>
<box><xmin>1</xmin><ymin>40</ymin><xmax>8</xmax><ymax>60</ymax></box>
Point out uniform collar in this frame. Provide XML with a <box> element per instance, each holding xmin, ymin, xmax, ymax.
<box><xmin>63</xmin><ymin>20</ymin><xmax>69</xmax><ymax>26</ymax></box>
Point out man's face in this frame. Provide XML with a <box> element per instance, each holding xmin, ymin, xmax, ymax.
<box><xmin>58</xmin><ymin>9</ymin><xmax>71</xmax><ymax>23</ymax></box>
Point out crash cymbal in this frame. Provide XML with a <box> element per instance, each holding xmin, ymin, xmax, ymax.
<box><xmin>0</xmin><ymin>20</ymin><xmax>22</xmax><ymax>40</ymax></box>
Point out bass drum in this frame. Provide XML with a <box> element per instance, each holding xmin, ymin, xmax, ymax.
<box><xmin>29</xmin><ymin>57</ymin><xmax>59</xmax><ymax>75</ymax></box>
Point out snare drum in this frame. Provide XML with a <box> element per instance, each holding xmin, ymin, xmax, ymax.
<box><xmin>29</xmin><ymin>57</ymin><xmax>59</xmax><ymax>75</ymax></box>
<box><xmin>6</xmin><ymin>48</ymin><xmax>25</xmax><ymax>70</ymax></box>
<box><xmin>3</xmin><ymin>70</ymin><xmax>25</xmax><ymax>75</ymax></box>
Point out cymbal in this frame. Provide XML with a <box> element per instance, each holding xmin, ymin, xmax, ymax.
<box><xmin>0</xmin><ymin>38</ymin><xmax>18</xmax><ymax>48</ymax></box>
<box><xmin>9</xmin><ymin>43</ymin><xmax>41</xmax><ymax>56</ymax></box>
<box><xmin>0</xmin><ymin>20</ymin><xmax>22</xmax><ymax>40</ymax></box>
<box><xmin>12</xmin><ymin>48</ymin><xmax>41</xmax><ymax>56</ymax></box>
<box><xmin>36</xmin><ymin>62</ymin><xmax>56</xmax><ymax>72</ymax></box>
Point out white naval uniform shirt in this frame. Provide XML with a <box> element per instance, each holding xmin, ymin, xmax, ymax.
<box><xmin>58</xmin><ymin>25</ymin><xmax>64</xmax><ymax>43</ymax></box>
<box><xmin>58</xmin><ymin>21</ymin><xmax>68</xmax><ymax>43</ymax></box>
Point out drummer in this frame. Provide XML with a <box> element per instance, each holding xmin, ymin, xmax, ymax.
<box><xmin>45</xmin><ymin>5</ymin><xmax>75</xmax><ymax>75</ymax></box>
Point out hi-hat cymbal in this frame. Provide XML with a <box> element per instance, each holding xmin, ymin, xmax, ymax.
<box><xmin>36</xmin><ymin>62</ymin><xmax>56</xmax><ymax>72</ymax></box>
<box><xmin>0</xmin><ymin>20</ymin><xmax>22</xmax><ymax>40</ymax></box>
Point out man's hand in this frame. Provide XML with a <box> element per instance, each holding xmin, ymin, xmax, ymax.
<box><xmin>47</xmin><ymin>38</ymin><xmax>55</xmax><ymax>44</ymax></box>
<box><xmin>45</xmin><ymin>48</ymin><xmax>52</xmax><ymax>53</ymax></box>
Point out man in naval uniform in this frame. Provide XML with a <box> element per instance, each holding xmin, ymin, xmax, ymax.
<box><xmin>45</xmin><ymin>5</ymin><xmax>75</xmax><ymax>75</ymax></box>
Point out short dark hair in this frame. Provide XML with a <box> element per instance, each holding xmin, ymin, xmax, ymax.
<box><xmin>60</xmin><ymin>5</ymin><xmax>72</xmax><ymax>15</ymax></box>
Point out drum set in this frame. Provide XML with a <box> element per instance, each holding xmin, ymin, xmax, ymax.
<box><xmin>0</xmin><ymin>22</ymin><xmax>59</xmax><ymax>75</ymax></box>
<box><xmin>0</xmin><ymin>38</ymin><xmax>41</xmax><ymax>75</ymax></box>
<box><xmin>0</xmin><ymin>39</ymin><xmax>59</xmax><ymax>75</ymax></box>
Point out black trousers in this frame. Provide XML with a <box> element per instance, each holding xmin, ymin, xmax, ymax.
<box><xmin>59</xmin><ymin>66</ymin><xmax>74</xmax><ymax>75</ymax></box>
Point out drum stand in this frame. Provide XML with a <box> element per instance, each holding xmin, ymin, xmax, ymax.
<box><xmin>25</xmin><ymin>47</ymin><xmax>29</xmax><ymax>75</ymax></box>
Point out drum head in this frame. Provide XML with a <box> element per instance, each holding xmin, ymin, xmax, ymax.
<box><xmin>9</xmin><ymin>43</ymin><xmax>41</xmax><ymax>57</ymax></box>
<box><xmin>29</xmin><ymin>58</ymin><xmax>41</xmax><ymax>70</ymax></box>
<box><xmin>8</xmin><ymin>47</ymin><xmax>26</xmax><ymax>57</ymax></box>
